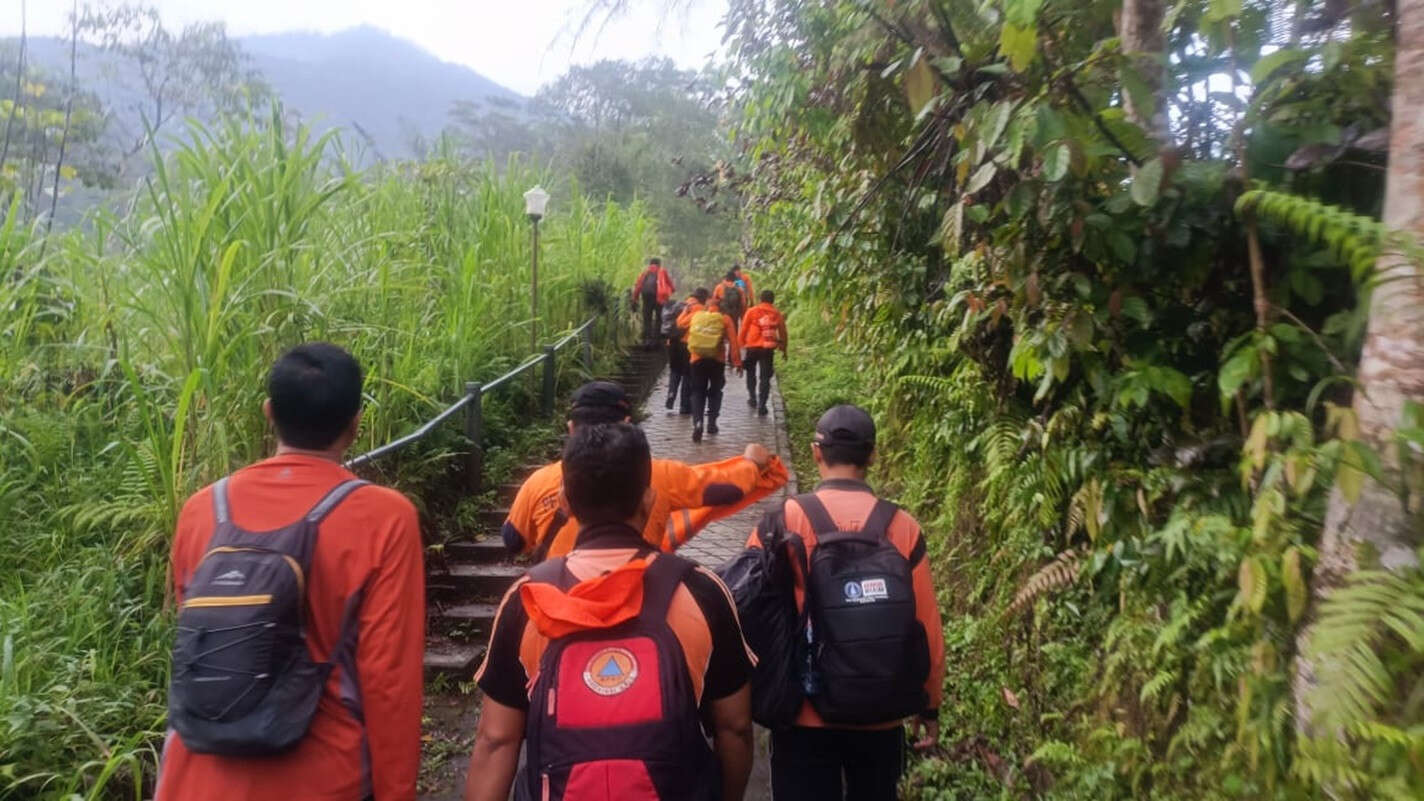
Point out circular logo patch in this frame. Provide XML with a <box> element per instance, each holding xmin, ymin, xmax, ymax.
<box><xmin>583</xmin><ymin>647</ymin><xmax>639</xmax><ymax>696</ymax></box>
<box><xmin>844</xmin><ymin>581</ymin><xmax>863</xmax><ymax>600</ymax></box>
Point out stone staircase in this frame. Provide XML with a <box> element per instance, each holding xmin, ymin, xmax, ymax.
<box><xmin>422</xmin><ymin>345</ymin><xmax>667</xmax><ymax>681</ymax></box>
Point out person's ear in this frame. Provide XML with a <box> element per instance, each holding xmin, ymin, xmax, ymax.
<box><xmin>263</xmin><ymin>398</ymin><xmax>275</xmax><ymax>426</ymax></box>
<box><xmin>811</xmin><ymin>442</ymin><xmax>825</xmax><ymax>467</ymax></box>
<box><xmin>567</xmin><ymin>420</ymin><xmax>576</xmax><ymax>435</ymax></box>
<box><xmin>347</xmin><ymin>410</ymin><xmax>363</xmax><ymax>442</ymax></box>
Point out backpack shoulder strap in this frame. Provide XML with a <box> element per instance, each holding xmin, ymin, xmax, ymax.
<box><xmin>861</xmin><ymin>499</ymin><xmax>900</xmax><ymax>542</ymax></box>
<box><xmin>791</xmin><ymin>493</ymin><xmax>838</xmax><ymax>537</ymax></box>
<box><xmin>642</xmin><ymin>554</ymin><xmax>693</xmax><ymax>621</ymax></box>
<box><xmin>212</xmin><ymin>477</ymin><xmax>231</xmax><ymax>525</ymax></box>
<box><xmin>306</xmin><ymin>479</ymin><xmax>370</xmax><ymax>524</ymax></box>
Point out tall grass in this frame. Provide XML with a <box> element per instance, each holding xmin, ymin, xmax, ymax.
<box><xmin>0</xmin><ymin>109</ymin><xmax>655</xmax><ymax>798</ymax></box>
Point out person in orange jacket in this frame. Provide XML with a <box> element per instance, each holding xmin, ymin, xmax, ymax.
<box><xmin>157</xmin><ymin>344</ymin><xmax>424</xmax><ymax>801</ymax></box>
<box><xmin>502</xmin><ymin>380</ymin><xmax>786</xmax><ymax>560</ymax></box>
<box><xmin>465</xmin><ymin>423</ymin><xmax>755</xmax><ymax>801</ymax></box>
<box><xmin>633</xmin><ymin>257</ymin><xmax>675</xmax><ymax>348</ymax></box>
<box><xmin>665</xmin><ymin>289</ymin><xmax>707</xmax><ymax>415</ymax></box>
<box><xmin>712</xmin><ymin>270</ymin><xmax>749</xmax><ymax>334</ymax></box>
<box><xmin>740</xmin><ymin>289</ymin><xmax>789</xmax><ymax>417</ymax></box>
<box><xmin>744</xmin><ymin>405</ymin><xmax>945</xmax><ymax>801</ymax></box>
<box><xmin>679</xmin><ymin>295</ymin><xmax>742</xmax><ymax>443</ymax></box>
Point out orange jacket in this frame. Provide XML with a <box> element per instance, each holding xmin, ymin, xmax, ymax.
<box><xmin>503</xmin><ymin>455</ymin><xmax>782</xmax><ymax>559</ymax></box>
<box><xmin>740</xmin><ymin>303</ymin><xmax>788</xmax><ymax>352</ymax></box>
<box><xmin>158</xmin><ymin>455</ymin><xmax>425</xmax><ymax>801</ymax></box>
<box><xmin>712</xmin><ymin>278</ymin><xmax>751</xmax><ymax>313</ymax></box>
<box><xmin>746</xmin><ymin>479</ymin><xmax>945</xmax><ymax>729</ymax></box>
<box><xmin>679</xmin><ymin>297</ymin><xmax>705</xmax><ymax>344</ymax></box>
<box><xmin>633</xmin><ymin>264</ymin><xmax>675</xmax><ymax>305</ymax></box>
<box><xmin>678</xmin><ymin>305</ymin><xmax>742</xmax><ymax>367</ymax></box>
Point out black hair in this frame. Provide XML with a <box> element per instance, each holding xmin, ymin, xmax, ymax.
<box><xmin>724</xmin><ymin>270</ymin><xmax>738</xmax><ymax>281</ymax></box>
<box><xmin>760</xmin><ymin>290</ymin><xmax>775</xmax><ymax>304</ymax></box>
<box><xmin>267</xmin><ymin>343</ymin><xmax>363</xmax><ymax>450</ymax></box>
<box><xmin>650</xmin><ymin>257</ymin><xmax>662</xmax><ymax>266</ymax></box>
<box><xmin>693</xmin><ymin>287</ymin><xmax>710</xmax><ymax>302</ymax></box>
<box><xmin>569</xmin><ymin>404</ymin><xmax>629</xmax><ymax>427</ymax></box>
<box><xmin>818</xmin><ymin>441</ymin><xmax>873</xmax><ymax>469</ymax></box>
<box><xmin>562</xmin><ymin>423</ymin><xmax>652</xmax><ymax>525</ymax></box>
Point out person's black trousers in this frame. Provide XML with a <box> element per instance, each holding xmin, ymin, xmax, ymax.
<box><xmin>744</xmin><ymin>347</ymin><xmax>775</xmax><ymax>410</ymax></box>
<box><xmin>770</xmin><ymin>726</ymin><xmax>905</xmax><ymax>801</ymax></box>
<box><xmin>640</xmin><ymin>291</ymin><xmax>659</xmax><ymax>345</ymax></box>
<box><xmin>666</xmin><ymin>338</ymin><xmax>691</xmax><ymax>411</ymax></box>
<box><xmin>689</xmin><ymin>358</ymin><xmax>726</xmax><ymax>427</ymax></box>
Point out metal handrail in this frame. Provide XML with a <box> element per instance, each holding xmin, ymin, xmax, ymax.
<box><xmin>343</xmin><ymin>315</ymin><xmax>600</xmax><ymax>472</ymax></box>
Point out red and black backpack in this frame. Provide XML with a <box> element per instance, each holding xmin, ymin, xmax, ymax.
<box><xmin>517</xmin><ymin>554</ymin><xmax>718</xmax><ymax>801</ymax></box>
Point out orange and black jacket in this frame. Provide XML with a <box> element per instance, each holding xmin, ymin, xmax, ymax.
<box><xmin>504</xmin><ymin>455</ymin><xmax>787</xmax><ymax>559</ymax></box>
<box><xmin>745</xmin><ymin>478</ymin><xmax>945</xmax><ymax>729</ymax></box>
<box><xmin>676</xmin><ymin>305</ymin><xmax>742</xmax><ymax>367</ymax></box>
<box><xmin>740</xmin><ymin>302</ymin><xmax>788</xmax><ymax>352</ymax></box>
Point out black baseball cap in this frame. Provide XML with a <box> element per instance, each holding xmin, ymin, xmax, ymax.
<box><xmin>569</xmin><ymin>381</ymin><xmax>632</xmax><ymax>424</ymax></box>
<box><xmin>813</xmin><ymin>404</ymin><xmax>876</xmax><ymax>449</ymax></box>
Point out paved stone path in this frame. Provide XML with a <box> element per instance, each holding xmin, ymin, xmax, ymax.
<box><xmin>639</xmin><ymin>362</ymin><xmax>797</xmax><ymax>568</ymax></box>
<box><xmin>639</xmin><ymin>357</ymin><xmax>795</xmax><ymax>801</ymax></box>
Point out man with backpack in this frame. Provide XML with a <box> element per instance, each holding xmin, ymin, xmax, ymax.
<box><xmin>632</xmin><ymin>257</ymin><xmax>675</xmax><ymax>348</ymax></box>
<box><xmin>678</xmin><ymin>295</ymin><xmax>742</xmax><ymax>443</ymax></box>
<box><xmin>465</xmin><ymin>422</ymin><xmax>755</xmax><ymax>801</ymax></box>
<box><xmin>157</xmin><ymin>344</ymin><xmax>425</xmax><ymax>801</ymax></box>
<box><xmin>662</xmin><ymin>290</ymin><xmax>699</xmax><ymax>412</ymax></box>
<box><xmin>740</xmin><ymin>290</ymin><xmax>789</xmax><ymax>417</ymax></box>
<box><xmin>712</xmin><ymin>270</ymin><xmax>747</xmax><ymax>334</ymax></box>
<box><xmin>742</xmin><ymin>404</ymin><xmax>945</xmax><ymax>801</ymax></box>
<box><xmin>502</xmin><ymin>380</ymin><xmax>787</xmax><ymax>560</ymax></box>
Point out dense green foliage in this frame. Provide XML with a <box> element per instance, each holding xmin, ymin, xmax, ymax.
<box><xmin>728</xmin><ymin>0</ymin><xmax>1420</xmax><ymax>798</ymax></box>
<box><xmin>0</xmin><ymin>111</ymin><xmax>653</xmax><ymax>797</ymax></box>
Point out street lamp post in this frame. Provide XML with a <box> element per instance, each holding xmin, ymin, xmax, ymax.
<box><xmin>524</xmin><ymin>185</ymin><xmax>550</xmax><ymax>355</ymax></box>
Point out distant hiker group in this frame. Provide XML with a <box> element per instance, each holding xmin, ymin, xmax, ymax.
<box><xmin>156</xmin><ymin>302</ymin><xmax>941</xmax><ymax>801</ymax></box>
<box><xmin>645</xmin><ymin>259</ymin><xmax>788</xmax><ymax>442</ymax></box>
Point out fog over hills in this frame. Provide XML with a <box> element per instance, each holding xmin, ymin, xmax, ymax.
<box><xmin>13</xmin><ymin>25</ymin><xmax>525</xmax><ymax>159</ymax></box>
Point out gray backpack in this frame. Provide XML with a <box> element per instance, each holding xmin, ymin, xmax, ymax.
<box><xmin>168</xmin><ymin>477</ymin><xmax>367</xmax><ymax>755</ymax></box>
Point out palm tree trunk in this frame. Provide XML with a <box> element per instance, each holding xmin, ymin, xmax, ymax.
<box><xmin>1295</xmin><ymin>0</ymin><xmax>1424</xmax><ymax>727</ymax></box>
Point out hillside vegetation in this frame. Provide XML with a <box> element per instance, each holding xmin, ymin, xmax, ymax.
<box><xmin>0</xmin><ymin>112</ymin><xmax>653</xmax><ymax>798</ymax></box>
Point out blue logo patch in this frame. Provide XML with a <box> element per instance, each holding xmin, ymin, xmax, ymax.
<box><xmin>843</xmin><ymin>581</ymin><xmax>863</xmax><ymax>600</ymax></box>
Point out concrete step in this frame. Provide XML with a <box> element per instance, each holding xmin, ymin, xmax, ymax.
<box><xmin>478</xmin><ymin>507</ymin><xmax>510</xmax><ymax>528</ymax></box>
<box><xmin>440</xmin><ymin>602</ymin><xmax>500</xmax><ymax>629</ymax></box>
<box><xmin>424</xmin><ymin>641</ymin><xmax>486</xmax><ymax>681</ymax></box>
<box><xmin>499</xmin><ymin>482</ymin><xmax>523</xmax><ymax>503</ymax></box>
<box><xmin>432</xmin><ymin>563</ymin><xmax>525</xmax><ymax>598</ymax></box>
<box><xmin>445</xmin><ymin>538</ymin><xmax>509</xmax><ymax>564</ymax></box>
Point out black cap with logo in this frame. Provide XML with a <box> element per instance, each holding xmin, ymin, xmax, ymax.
<box><xmin>813</xmin><ymin>404</ymin><xmax>876</xmax><ymax>450</ymax></box>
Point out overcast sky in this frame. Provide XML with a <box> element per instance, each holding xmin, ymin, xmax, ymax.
<box><xmin>4</xmin><ymin>0</ymin><xmax>728</xmax><ymax>95</ymax></box>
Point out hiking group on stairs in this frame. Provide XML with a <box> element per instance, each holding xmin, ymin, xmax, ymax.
<box><xmin>153</xmin><ymin>256</ymin><xmax>945</xmax><ymax>801</ymax></box>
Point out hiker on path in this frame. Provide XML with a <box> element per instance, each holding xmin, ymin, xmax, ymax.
<box><xmin>678</xmin><ymin>295</ymin><xmax>742</xmax><ymax>443</ymax></box>
<box><xmin>157</xmin><ymin>344</ymin><xmax>424</xmax><ymax>801</ymax></box>
<box><xmin>739</xmin><ymin>289</ymin><xmax>788</xmax><ymax>417</ymax></box>
<box><xmin>502</xmin><ymin>381</ymin><xmax>786</xmax><ymax>560</ymax></box>
<box><xmin>632</xmin><ymin>257</ymin><xmax>675</xmax><ymax>348</ymax></box>
<box><xmin>712</xmin><ymin>270</ymin><xmax>749</xmax><ymax>334</ymax></box>
<box><xmin>732</xmin><ymin>264</ymin><xmax>755</xmax><ymax>305</ymax></box>
<box><xmin>464</xmin><ymin>423</ymin><xmax>756</xmax><ymax>801</ymax></box>
<box><xmin>744</xmin><ymin>405</ymin><xmax>945</xmax><ymax>801</ymax></box>
<box><xmin>663</xmin><ymin>288</ymin><xmax>704</xmax><ymax>414</ymax></box>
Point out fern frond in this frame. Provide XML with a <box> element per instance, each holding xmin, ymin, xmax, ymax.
<box><xmin>1236</xmin><ymin>189</ymin><xmax>1384</xmax><ymax>280</ymax></box>
<box><xmin>1007</xmin><ymin>549</ymin><xmax>1082</xmax><ymax>615</ymax></box>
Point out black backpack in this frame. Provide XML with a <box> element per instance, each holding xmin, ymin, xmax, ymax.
<box><xmin>716</xmin><ymin>514</ymin><xmax>808</xmax><ymax>729</ymax></box>
<box><xmin>796</xmin><ymin>493</ymin><xmax>929</xmax><ymax>725</ymax></box>
<box><xmin>720</xmin><ymin>283</ymin><xmax>745</xmax><ymax>321</ymax></box>
<box><xmin>169</xmin><ymin>477</ymin><xmax>368</xmax><ymax>755</ymax></box>
<box><xmin>660</xmin><ymin>299</ymin><xmax>687</xmax><ymax>338</ymax></box>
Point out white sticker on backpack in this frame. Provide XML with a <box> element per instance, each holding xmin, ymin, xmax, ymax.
<box><xmin>845</xmin><ymin>578</ymin><xmax>889</xmax><ymax>603</ymax></box>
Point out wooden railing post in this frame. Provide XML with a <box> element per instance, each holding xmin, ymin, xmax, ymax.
<box><xmin>542</xmin><ymin>346</ymin><xmax>557</xmax><ymax>418</ymax></box>
<box><xmin>464</xmin><ymin>381</ymin><xmax>484</xmax><ymax>492</ymax></box>
<box><xmin>580</xmin><ymin>324</ymin><xmax>594</xmax><ymax>372</ymax></box>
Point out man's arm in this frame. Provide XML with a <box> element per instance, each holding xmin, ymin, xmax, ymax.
<box><xmin>708</xmin><ymin>685</ymin><xmax>754</xmax><ymax>801</ymax></box>
<box><xmin>657</xmin><ymin>449</ymin><xmax>768</xmax><ymax>511</ymax></box>
<box><xmin>908</xmin><ymin>526</ymin><xmax>945</xmax><ymax>743</ymax></box>
<box><xmin>462</xmin><ymin>697</ymin><xmax>526</xmax><ymax>801</ymax></box>
<box><xmin>724</xmin><ymin>317</ymin><xmax>742</xmax><ymax>368</ymax></box>
<box><xmin>358</xmin><ymin>499</ymin><xmax>426</xmax><ymax>801</ymax></box>
<box><xmin>778</xmin><ymin>316</ymin><xmax>789</xmax><ymax>356</ymax></box>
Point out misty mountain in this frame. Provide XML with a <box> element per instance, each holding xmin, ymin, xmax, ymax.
<box><xmin>12</xmin><ymin>26</ymin><xmax>525</xmax><ymax>159</ymax></box>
